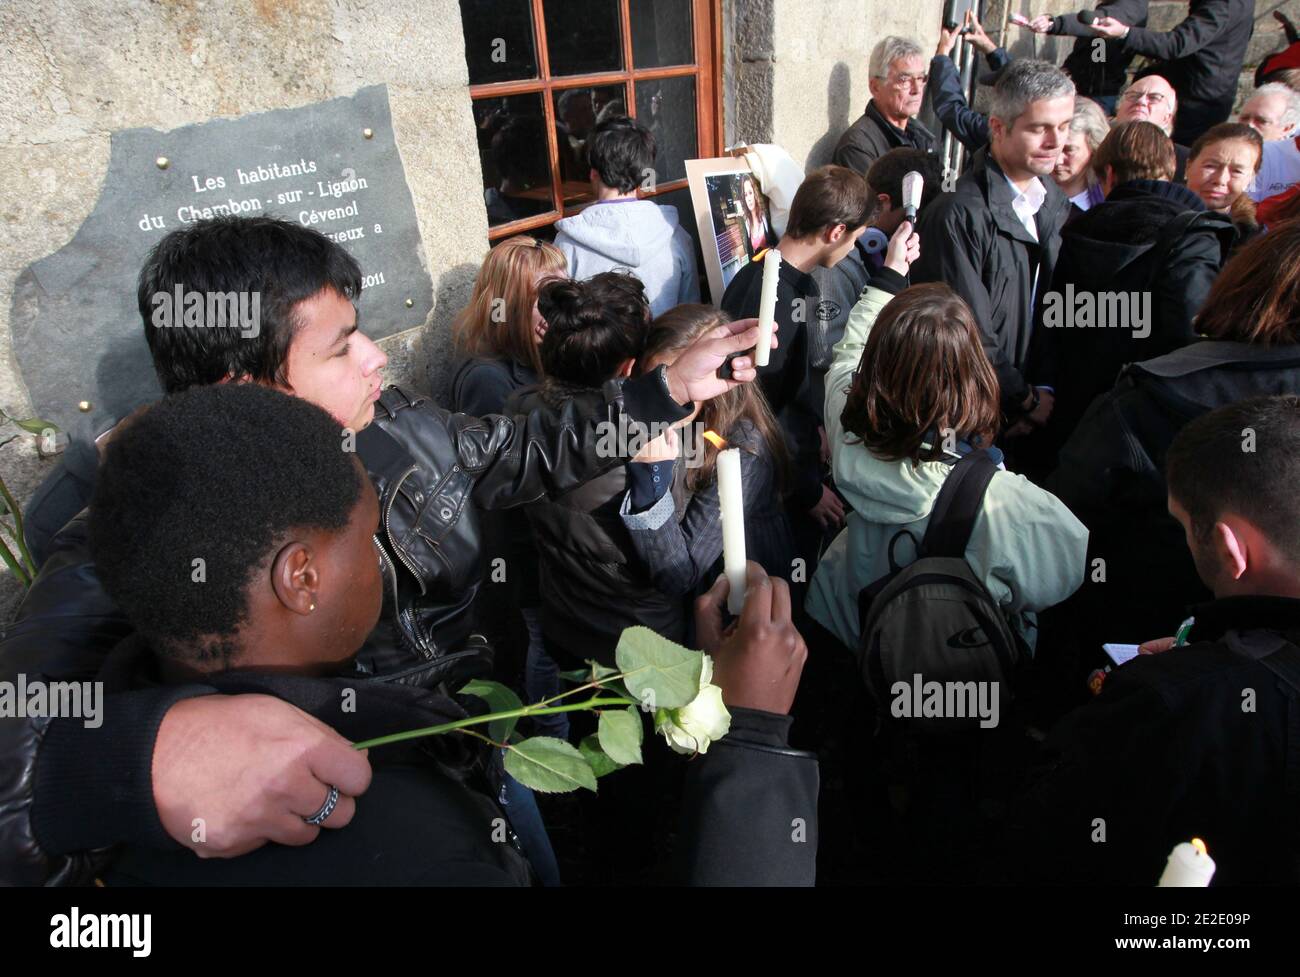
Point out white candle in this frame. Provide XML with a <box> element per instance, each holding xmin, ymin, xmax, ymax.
<box><xmin>1157</xmin><ymin>838</ymin><xmax>1216</xmax><ymax>887</ymax></box>
<box><xmin>705</xmin><ymin>432</ymin><xmax>747</xmax><ymax>615</ymax></box>
<box><xmin>754</xmin><ymin>248</ymin><xmax>781</xmax><ymax>368</ymax></box>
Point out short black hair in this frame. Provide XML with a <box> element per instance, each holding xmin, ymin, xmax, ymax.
<box><xmin>138</xmin><ymin>215</ymin><xmax>362</xmax><ymax>395</ymax></box>
<box><xmin>586</xmin><ymin>115</ymin><xmax>655</xmax><ymax>194</ymax></box>
<box><xmin>89</xmin><ymin>383</ymin><xmax>365</xmax><ymax>668</ymax></box>
<box><xmin>866</xmin><ymin>148</ymin><xmax>945</xmax><ymax>212</ymax></box>
<box><xmin>1166</xmin><ymin>395</ymin><xmax>1300</xmax><ymax>567</ymax></box>
<box><xmin>537</xmin><ymin>272</ymin><xmax>650</xmax><ymax>385</ymax></box>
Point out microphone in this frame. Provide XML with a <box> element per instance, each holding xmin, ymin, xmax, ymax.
<box><xmin>902</xmin><ymin>170</ymin><xmax>924</xmax><ymax>223</ymax></box>
<box><xmin>1078</xmin><ymin>9</ymin><xmax>1097</xmax><ymax>25</ymax></box>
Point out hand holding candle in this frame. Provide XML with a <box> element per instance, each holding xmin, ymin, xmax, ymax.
<box><xmin>1157</xmin><ymin>838</ymin><xmax>1216</xmax><ymax>886</ymax></box>
<box><xmin>703</xmin><ymin>430</ymin><xmax>747</xmax><ymax>615</ymax></box>
<box><xmin>755</xmin><ymin>249</ymin><xmax>781</xmax><ymax>369</ymax></box>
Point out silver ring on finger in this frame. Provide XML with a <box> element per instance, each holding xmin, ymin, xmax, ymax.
<box><xmin>303</xmin><ymin>784</ymin><xmax>340</xmax><ymax>826</ymax></box>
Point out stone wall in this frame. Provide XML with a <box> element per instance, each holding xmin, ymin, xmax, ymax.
<box><xmin>724</xmin><ymin>0</ymin><xmax>946</xmax><ymax>167</ymax></box>
<box><xmin>0</xmin><ymin>0</ymin><xmax>488</xmax><ymax>619</ymax></box>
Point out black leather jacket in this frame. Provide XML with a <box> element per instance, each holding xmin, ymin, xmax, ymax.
<box><xmin>0</xmin><ymin>372</ymin><xmax>688</xmax><ymax>885</ymax></box>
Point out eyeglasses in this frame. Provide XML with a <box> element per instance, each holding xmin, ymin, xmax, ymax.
<box><xmin>1123</xmin><ymin>91</ymin><xmax>1168</xmax><ymax>106</ymax></box>
<box><xmin>888</xmin><ymin>72</ymin><xmax>929</xmax><ymax>89</ymax></box>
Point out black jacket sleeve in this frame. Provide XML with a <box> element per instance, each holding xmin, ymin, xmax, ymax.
<box><xmin>21</xmin><ymin>436</ymin><xmax>99</xmax><ymax>572</ymax></box>
<box><xmin>1050</xmin><ymin>1</ymin><xmax>1149</xmax><ymax>36</ymax></box>
<box><xmin>0</xmin><ymin>516</ymin><xmax>214</xmax><ymax>885</ymax></box>
<box><xmin>1122</xmin><ymin>0</ymin><xmax>1232</xmax><ymax>60</ymax></box>
<box><xmin>456</xmin><ymin>370</ymin><xmax>691</xmax><ymax>511</ymax></box>
<box><xmin>676</xmin><ymin>707</ymin><xmax>819</xmax><ymax>885</ymax></box>
<box><xmin>927</xmin><ymin>54</ymin><xmax>990</xmax><ymax>152</ymax></box>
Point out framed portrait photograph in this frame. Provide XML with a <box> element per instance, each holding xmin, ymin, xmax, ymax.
<box><xmin>686</xmin><ymin>156</ymin><xmax>778</xmax><ymax>303</ymax></box>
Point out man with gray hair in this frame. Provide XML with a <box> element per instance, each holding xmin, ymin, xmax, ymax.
<box><xmin>1238</xmin><ymin>82</ymin><xmax>1300</xmax><ymax>142</ymax></box>
<box><xmin>911</xmin><ymin>59</ymin><xmax>1074</xmax><ymax>434</ymax></box>
<box><xmin>832</xmin><ymin>35</ymin><xmax>935</xmax><ymax>175</ymax></box>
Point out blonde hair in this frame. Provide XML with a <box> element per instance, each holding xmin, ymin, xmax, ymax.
<box><xmin>452</xmin><ymin>236</ymin><xmax>566</xmax><ymax>375</ymax></box>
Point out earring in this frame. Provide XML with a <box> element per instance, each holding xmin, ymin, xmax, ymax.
<box><xmin>309</xmin><ymin>602</ymin><xmax>317</xmax><ymax>612</ymax></box>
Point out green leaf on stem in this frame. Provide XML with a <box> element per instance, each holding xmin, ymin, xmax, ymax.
<box><xmin>578</xmin><ymin>735</ymin><xmax>624</xmax><ymax>778</ymax></box>
<box><xmin>504</xmin><ymin>736</ymin><xmax>597</xmax><ymax>794</ymax></box>
<box><xmin>459</xmin><ymin>679</ymin><xmax>523</xmax><ymax>743</ymax></box>
<box><xmin>615</xmin><ymin>626</ymin><xmax>703</xmax><ymax>710</ymax></box>
<box><xmin>597</xmin><ymin>706</ymin><xmax>643</xmax><ymax>766</ymax></box>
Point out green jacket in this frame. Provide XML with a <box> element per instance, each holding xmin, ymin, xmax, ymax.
<box><xmin>806</xmin><ymin>279</ymin><xmax>1089</xmax><ymax>652</ymax></box>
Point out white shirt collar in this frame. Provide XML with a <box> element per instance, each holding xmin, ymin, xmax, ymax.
<box><xmin>1004</xmin><ymin>173</ymin><xmax>1046</xmax><ymax>240</ymax></box>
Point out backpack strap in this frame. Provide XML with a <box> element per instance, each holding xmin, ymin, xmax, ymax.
<box><xmin>919</xmin><ymin>449</ymin><xmax>999</xmax><ymax>560</ymax></box>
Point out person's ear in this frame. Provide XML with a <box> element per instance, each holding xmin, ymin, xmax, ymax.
<box><xmin>876</xmin><ymin>192</ymin><xmax>892</xmax><ymax>214</ymax></box>
<box><xmin>826</xmin><ymin>222</ymin><xmax>847</xmax><ymax>244</ymax></box>
<box><xmin>1211</xmin><ymin>521</ymin><xmax>1249</xmax><ymax>582</ymax></box>
<box><xmin>616</xmin><ymin>357</ymin><xmax>636</xmax><ymax>379</ymax></box>
<box><xmin>270</xmin><ymin>542</ymin><xmax>320</xmax><ymax>616</ymax></box>
<box><xmin>589</xmin><ymin>168</ymin><xmax>602</xmax><ymax>189</ymax></box>
<box><xmin>868</xmin><ymin>77</ymin><xmax>881</xmax><ymax>101</ymax></box>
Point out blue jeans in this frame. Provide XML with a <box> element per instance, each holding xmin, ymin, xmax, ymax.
<box><xmin>499</xmin><ymin>767</ymin><xmax>561</xmax><ymax>886</ymax></box>
<box><xmin>522</xmin><ymin>608</ymin><xmax>570</xmax><ymax>740</ymax></box>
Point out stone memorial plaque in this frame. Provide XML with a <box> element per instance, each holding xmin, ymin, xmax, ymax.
<box><xmin>10</xmin><ymin>84</ymin><xmax>432</xmax><ymax>436</ymax></box>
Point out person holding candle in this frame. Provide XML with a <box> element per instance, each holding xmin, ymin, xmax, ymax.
<box><xmin>619</xmin><ymin>305</ymin><xmax>796</xmax><ymax>611</ymax></box>
<box><xmin>1000</xmin><ymin>396</ymin><xmax>1300</xmax><ymax>885</ymax></box>
<box><xmin>720</xmin><ymin>165</ymin><xmax>875</xmax><ymax>573</ymax></box>
<box><xmin>506</xmin><ymin>272</ymin><xmax>688</xmax><ymax>671</ymax></box>
<box><xmin>86</xmin><ymin>383</ymin><xmax>818</xmax><ymax>886</ymax></box>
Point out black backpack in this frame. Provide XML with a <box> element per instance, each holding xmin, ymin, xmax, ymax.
<box><xmin>856</xmin><ymin>450</ymin><xmax>1027</xmax><ymax>732</ymax></box>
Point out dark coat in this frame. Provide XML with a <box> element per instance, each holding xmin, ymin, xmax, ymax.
<box><xmin>1026</xmin><ymin>179</ymin><xmax>1234</xmax><ymax>461</ymax></box>
<box><xmin>910</xmin><ymin>148</ymin><xmax>1071</xmax><ymax>412</ymax></box>
<box><xmin>1124</xmin><ymin>0</ymin><xmax>1256</xmax><ymax>145</ymax></box>
<box><xmin>1045</xmin><ymin>340</ymin><xmax>1300</xmax><ymax>648</ymax></box>
<box><xmin>508</xmin><ymin>381</ymin><xmax>690</xmax><ymax>665</ymax></box>
<box><xmin>832</xmin><ymin>101</ymin><xmax>936</xmax><ymax>176</ymax></box>
<box><xmin>1003</xmin><ymin>594</ymin><xmax>1300</xmax><ymax>885</ymax></box>
<box><xmin>1052</xmin><ymin>1</ymin><xmax>1149</xmax><ymax>98</ymax></box>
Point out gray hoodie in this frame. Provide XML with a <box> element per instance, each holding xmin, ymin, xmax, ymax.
<box><xmin>554</xmin><ymin>199</ymin><xmax>700</xmax><ymax>317</ymax></box>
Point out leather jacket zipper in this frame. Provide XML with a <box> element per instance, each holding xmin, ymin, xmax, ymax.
<box><xmin>375</xmin><ymin>531</ymin><xmax>436</xmax><ymax>662</ymax></box>
<box><xmin>384</xmin><ymin>464</ymin><xmax>428</xmax><ymax>596</ymax></box>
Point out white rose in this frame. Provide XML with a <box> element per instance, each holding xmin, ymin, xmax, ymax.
<box><xmin>655</xmin><ymin>655</ymin><xmax>731</xmax><ymax>755</ymax></box>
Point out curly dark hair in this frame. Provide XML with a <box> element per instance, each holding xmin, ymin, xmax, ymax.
<box><xmin>89</xmin><ymin>383</ymin><xmax>365</xmax><ymax>668</ymax></box>
<box><xmin>537</xmin><ymin>272</ymin><xmax>651</xmax><ymax>384</ymax></box>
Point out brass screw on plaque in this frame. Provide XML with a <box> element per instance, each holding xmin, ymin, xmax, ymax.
<box><xmin>78</xmin><ymin>401</ymin><xmax>92</xmax><ymax>413</ymax></box>
<box><xmin>363</xmin><ymin>128</ymin><xmax>374</xmax><ymax>139</ymax></box>
<box><xmin>405</xmin><ymin>298</ymin><xmax>414</xmax><ymax>308</ymax></box>
<box><xmin>156</xmin><ymin>157</ymin><xmax>170</xmax><ymax>169</ymax></box>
